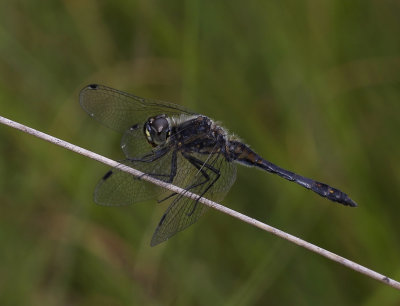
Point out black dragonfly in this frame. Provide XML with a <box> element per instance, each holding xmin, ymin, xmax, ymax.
<box><xmin>80</xmin><ymin>84</ymin><xmax>357</xmax><ymax>246</ymax></box>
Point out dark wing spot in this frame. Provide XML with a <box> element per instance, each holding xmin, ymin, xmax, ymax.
<box><xmin>88</xmin><ymin>84</ymin><xmax>98</xmax><ymax>89</ymax></box>
<box><xmin>130</xmin><ymin>124</ymin><xmax>139</xmax><ymax>130</ymax></box>
<box><xmin>102</xmin><ymin>170</ymin><xmax>113</xmax><ymax>180</ymax></box>
<box><xmin>158</xmin><ymin>213</ymin><xmax>167</xmax><ymax>226</ymax></box>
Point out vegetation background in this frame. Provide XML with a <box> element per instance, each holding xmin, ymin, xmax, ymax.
<box><xmin>1</xmin><ymin>1</ymin><xmax>400</xmax><ymax>305</ymax></box>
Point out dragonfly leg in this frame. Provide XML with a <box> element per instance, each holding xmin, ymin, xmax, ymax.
<box><xmin>125</xmin><ymin>148</ymin><xmax>178</xmax><ymax>183</ymax></box>
<box><xmin>181</xmin><ymin>153</ymin><xmax>221</xmax><ymax>216</ymax></box>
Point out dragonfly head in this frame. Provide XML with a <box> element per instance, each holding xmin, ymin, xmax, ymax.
<box><xmin>144</xmin><ymin>114</ymin><xmax>171</xmax><ymax>147</ymax></box>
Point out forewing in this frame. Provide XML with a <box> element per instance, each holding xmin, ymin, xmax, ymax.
<box><xmin>150</xmin><ymin>152</ymin><xmax>237</xmax><ymax>246</ymax></box>
<box><xmin>79</xmin><ymin>84</ymin><xmax>194</xmax><ymax>133</ymax></box>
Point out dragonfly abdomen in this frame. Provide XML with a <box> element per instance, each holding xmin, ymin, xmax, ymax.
<box><xmin>228</xmin><ymin>140</ymin><xmax>357</xmax><ymax>207</ymax></box>
<box><xmin>227</xmin><ymin>141</ymin><xmax>263</xmax><ymax>165</ymax></box>
<box><xmin>259</xmin><ymin>157</ymin><xmax>357</xmax><ymax>206</ymax></box>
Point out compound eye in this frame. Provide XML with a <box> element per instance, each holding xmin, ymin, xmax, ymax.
<box><xmin>152</xmin><ymin>117</ymin><xmax>169</xmax><ymax>134</ymax></box>
<box><xmin>144</xmin><ymin>115</ymin><xmax>170</xmax><ymax>146</ymax></box>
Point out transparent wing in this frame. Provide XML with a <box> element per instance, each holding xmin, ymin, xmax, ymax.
<box><xmin>94</xmin><ymin>162</ymin><xmax>161</xmax><ymax>206</ymax></box>
<box><xmin>150</xmin><ymin>151</ymin><xmax>237</xmax><ymax>246</ymax></box>
<box><xmin>79</xmin><ymin>84</ymin><xmax>195</xmax><ymax>133</ymax></box>
<box><xmin>94</xmin><ymin>147</ymin><xmax>176</xmax><ymax>206</ymax></box>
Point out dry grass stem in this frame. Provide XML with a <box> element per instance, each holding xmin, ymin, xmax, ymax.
<box><xmin>1</xmin><ymin>114</ymin><xmax>399</xmax><ymax>291</ymax></box>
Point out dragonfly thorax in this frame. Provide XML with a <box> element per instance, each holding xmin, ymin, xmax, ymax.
<box><xmin>144</xmin><ymin>114</ymin><xmax>171</xmax><ymax>147</ymax></box>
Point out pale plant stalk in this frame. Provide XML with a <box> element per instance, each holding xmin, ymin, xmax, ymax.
<box><xmin>1</xmin><ymin>114</ymin><xmax>399</xmax><ymax>291</ymax></box>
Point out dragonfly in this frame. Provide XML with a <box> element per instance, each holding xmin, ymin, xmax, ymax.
<box><xmin>80</xmin><ymin>84</ymin><xmax>357</xmax><ymax>246</ymax></box>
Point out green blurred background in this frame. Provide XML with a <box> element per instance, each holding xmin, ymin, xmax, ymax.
<box><xmin>1</xmin><ymin>0</ymin><xmax>400</xmax><ymax>305</ymax></box>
